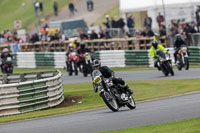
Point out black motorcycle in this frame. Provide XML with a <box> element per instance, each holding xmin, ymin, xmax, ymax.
<box><xmin>1</xmin><ymin>57</ymin><xmax>14</xmax><ymax>74</ymax></box>
<box><xmin>157</xmin><ymin>50</ymin><xmax>174</xmax><ymax>76</ymax></box>
<box><xmin>81</xmin><ymin>52</ymin><xmax>93</xmax><ymax>77</ymax></box>
<box><xmin>92</xmin><ymin>70</ymin><xmax>136</xmax><ymax>112</ymax></box>
<box><xmin>176</xmin><ymin>45</ymin><xmax>189</xmax><ymax>70</ymax></box>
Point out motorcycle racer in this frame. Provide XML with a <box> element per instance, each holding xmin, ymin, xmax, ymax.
<box><xmin>92</xmin><ymin>59</ymin><xmax>133</xmax><ymax>96</ymax></box>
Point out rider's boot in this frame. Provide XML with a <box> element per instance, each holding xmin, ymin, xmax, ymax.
<box><xmin>123</xmin><ymin>85</ymin><xmax>133</xmax><ymax>96</ymax></box>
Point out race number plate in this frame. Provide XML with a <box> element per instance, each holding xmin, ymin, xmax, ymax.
<box><xmin>93</xmin><ymin>76</ymin><xmax>101</xmax><ymax>84</ymax></box>
<box><xmin>7</xmin><ymin>57</ymin><xmax>12</xmax><ymax>61</ymax></box>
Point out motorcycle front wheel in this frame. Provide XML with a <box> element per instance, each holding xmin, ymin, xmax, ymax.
<box><xmin>160</xmin><ymin>65</ymin><xmax>168</xmax><ymax>76</ymax></box>
<box><xmin>166</xmin><ymin>62</ymin><xmax>174</xmax><ymax>76</ymax></box>
<box><xmin>101</xmin><ymin>91</ymin><xmax>119</xmax><ymax>112</ymax></box>
<box><xmin>126</xmin><ymin>95</ymin><xmax>136</xmax><ymax>109</ymax></box>
<box><xmin>82</xmin><ymin>64</ymin><xmax>88</xmax><ymax>77</ymax></box>
<box><xmin>184</xmin><ymin>57</ymin><xmax>189</xmax><ymax>70</ymax></box>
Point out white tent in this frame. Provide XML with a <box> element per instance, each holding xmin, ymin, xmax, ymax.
<box><xmin>120</xmin><ymin>0</ymin><xmax>200</xmax><ymax>29</ymax></box>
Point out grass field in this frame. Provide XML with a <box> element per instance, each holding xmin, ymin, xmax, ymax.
<box><xmin>0</xmin><ymin>78</ymin><xmax>200</xmax><ymax>124</ymax></box>
<box><xmin>96</xmin><ymin>5</ymin><xmax>120</xmax><ymax>28</ymax></box>
<box><xmin>0</xmin><ymin>0</ymin><xmax>69</xmax><ymax>30</ymax></box>
<box><xmin>102</xmin><ymin>117</ymin><xmax>200</xmax><ymax>133</ymax></box>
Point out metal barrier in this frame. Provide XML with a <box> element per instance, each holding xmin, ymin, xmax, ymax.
<box><xmin>0</xmin><ymin>70</ymin><xmax>64</xmax><ymax>116</ymax></box>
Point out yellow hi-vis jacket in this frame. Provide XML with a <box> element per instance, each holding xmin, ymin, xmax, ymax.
<box><xmin>149</xmin><ymin>44</ymin><xmax>167</xmax><ymax>60</ymax></box>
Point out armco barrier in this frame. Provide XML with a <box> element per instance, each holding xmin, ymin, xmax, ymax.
<box><xmin>0</xmin><ymin>70</ymin><xmax>64</xmax><ymax>116</ymax></box>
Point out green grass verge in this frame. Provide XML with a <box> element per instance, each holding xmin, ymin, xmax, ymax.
<box><xmin>101</xmin><ymin>117</ymin><xmax>200</xmax><ymax>133</ymax></box>
<box><xmin>96</xmin><ymin>5</ymin><xmax>120</xmax><ymax>28</ymax></box>
<box><xmin>0</xmin><ymin>78</ymin><xmax>200</xmax><ymax>124</ymax></box>
<box><xmin>0</xmin><ymin>0</ymin><xmax>69</xmax><ymax>30</ymax></box>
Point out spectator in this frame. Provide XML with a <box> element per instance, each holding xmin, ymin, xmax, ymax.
<box><xmin>145</xmin><ymin>27</ymin><xmax>154</xmax><ymax>37</ymax></box>
<box><xmin>59</xmin><ymin>32</ymin><xmax>67</xmax><ymax>42</ymax></box>
<box><xmin>33</xmin><ymin>0</ymin><xmax>40</xmax><ymax>17</ymax></box>
<box><xmin>156</xmin><ymin>12</ymin><xmax>165</xmax><ymax>26</ymax></box>
<box><xmin>68</xmin><ymin>2</ymin><xmax>77</xmax><ymax>17</ymax></box>
<box><xmin>105</xmin><ymin>29</ymin><xmax>111</xmax><ymax>39</ymax></box>
<box><xmin>78</xmin><ymin>30</ymin><xmax>88</xmax><ymax>40</ymax></box>
<box><xmin>159</xmin><ymin>25</ymin><xmax>167</xmax><ymax>43</ymax></box>
<box><xmin>195</xmin><ymin>6</ymin><xmax>200</xmax><ymax>25</ymax></box>
<box><xmin>98</xmin><ymin>30</ymin><xmax>105</xmax><ymax>39</ymax></box>
<box><xmin>30</xmin><ymin>33</ymin><xmax>39</xmax><ymax>43</ymax></box>
<box><xmin>118</xmin><ymin>17</ymin><xmax>125</xmax><ymax>37</ymax></box>
<box><xmin>87</xmin><ymin>0</ymin><xmax>94</xmax><ymax>12</ymax></box>
<box><xmin>144</xmin><ymin>14</ymin><xmax>152</xmax><ymax>28</ymax></box>
<box><xmin>170</xmin><ymin>23</ymin><xmax>179</xmax><ymax>37</ymax></box>
<box><xmin>0</xmin><ymin>33</ymin><xmax>6</xmax><ymax>44</ymax></box>
<box><xmin>191</xmin><ymin>21</ymin><xmax>199</xmax><ymax>46</ymax></box>
<box><xmin>39</xmin><ymin>1</ymin><xmax>43</xmax><ymax>14</ymax></box>
<box><xmin>127</xmin><ymin>14</ymin><xmax>135</xmax><ymax>37</ymax></box>
<box><xmin>103</xmin><ymin>15</ymin><xmax>111</xmax><ymax>29</ymax></box>
<box><xmin>111</xmin><ymin>16</ymin><xmax>118</xmax><ymax>28</ymax></box>
<box><xmin>53</xmin><ymin>1</ymin><xmax>58</xmax><ymax>16</ymax></box>
<box><xmin>90</xmin><ymin>30</ymin><xmax>98</xmax><ymax>40</ymax></box>
<box><xmin>159</xmin><ymin>25</ymin><xmax>167</xmax><ymax>36</ymax></box>
<box><xmin>192</xmin><ymin>21</ymin><xmax>200</xmax><ymax>33</ymax></box>
<box><xmin>183</xmin><ymin>23</ymin><xmax>194</xmax><ymax>45</ymax></box>
<box><xmin>118</xmin><ymin>17</ymin><xmax>125</xmax><ymax>29</ymax></box>
<box><xmin>145</xmin><ymin>27</ymin><xmax>154</xmax><ymax>44</ymax></box>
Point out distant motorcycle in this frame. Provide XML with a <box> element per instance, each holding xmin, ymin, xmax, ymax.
<box><xmin>66</xmin><ymin>52</ymin><xmax>79</xmax><ymax>76</ymax></box>
<box><xmin>80</xmin><ymin>52</ymin><xmax>93</xmax><ymax>77</ymax></box>
<box><xmin>176</xmin><ymin>46</ymin><xmax>189</xmax><ymax>70</ymax></box>
<box><xmin>157</xmin><ymin>50</ymin><xmax>174</xmax><ymax>76</ymax></box>
<box><xmin>1</xmin><ymin>56</ymin><xmax>14</xmax><ymax>74</ymax></box>
<box><xmin>92</xmin><ymin>70</ymin><xmax>136</xmax><ymax>112</ymax></box>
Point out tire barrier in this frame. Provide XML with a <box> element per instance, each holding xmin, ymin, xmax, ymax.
<box><xmin>188</xmin><ymin>47</ymin><xmax>200</xmax><ymax>65</ymax></box>
<box><xmin>125</xmin><ymin>50</ymin><xmax>149</xmax><ymax>66</ymax></box>
<box><xmin>11</xmin><ymin>47</ymin><xmax>200</xmax><ymax>68</ymax></box>
<box><xmin>0</xmin><ymin>70</ymin><xmax>64</xmax><ymax>116</ymax></box>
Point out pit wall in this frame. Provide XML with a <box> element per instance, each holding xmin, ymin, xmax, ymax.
<box><xmin>11</xmin><ymin>47</ymin><xmax>200</xmax><ymax>68</ymax></box>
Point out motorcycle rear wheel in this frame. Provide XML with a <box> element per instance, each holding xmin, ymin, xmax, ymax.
<box><xmin>126</xmin><ymin>95</ymin><xmax>136</xmax><ymax>109</ymax></box>
<box><xmin>177</xmin><ymin>63</ymin><xmax>182</xmax><ymax>71</ymax></box>
<box><xmin>101</xmin><ymin>91</ymin><xmax>119</xmax><ymax>112</ymax></box>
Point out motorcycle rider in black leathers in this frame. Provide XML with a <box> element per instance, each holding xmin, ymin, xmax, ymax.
<box><xmin>173</xmin><ymin>34</ymin><xmax>187</xmax><ymax>64</ymax></box>
<box><xmin>92</xmin><ymin>59</ymin><xmax>133</xmax><ymax>96</ymax></box>
<box><xmin>77</xmin><ymin>42</ymin><xmax>91</xmax><ymax>56</ymax></box>
<box><xmin>77</xmin><ymin>42</ymin><xmax>91</xmax><ymax>72</ymax></box>
<box><xmin>1</xmin><ymin>48</ymin><xmax>13</xmax><ymax>73</ymax></box>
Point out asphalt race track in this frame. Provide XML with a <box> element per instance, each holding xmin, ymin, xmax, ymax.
<box><xmin>62</xmin><ymin>68</ymin><xmax>200</xmax><ymax>84</ymax></box>
<box><xmin>1</xmin><ymin>69</ymin><xmax>200</xmax><ymax>133</ymax></box>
